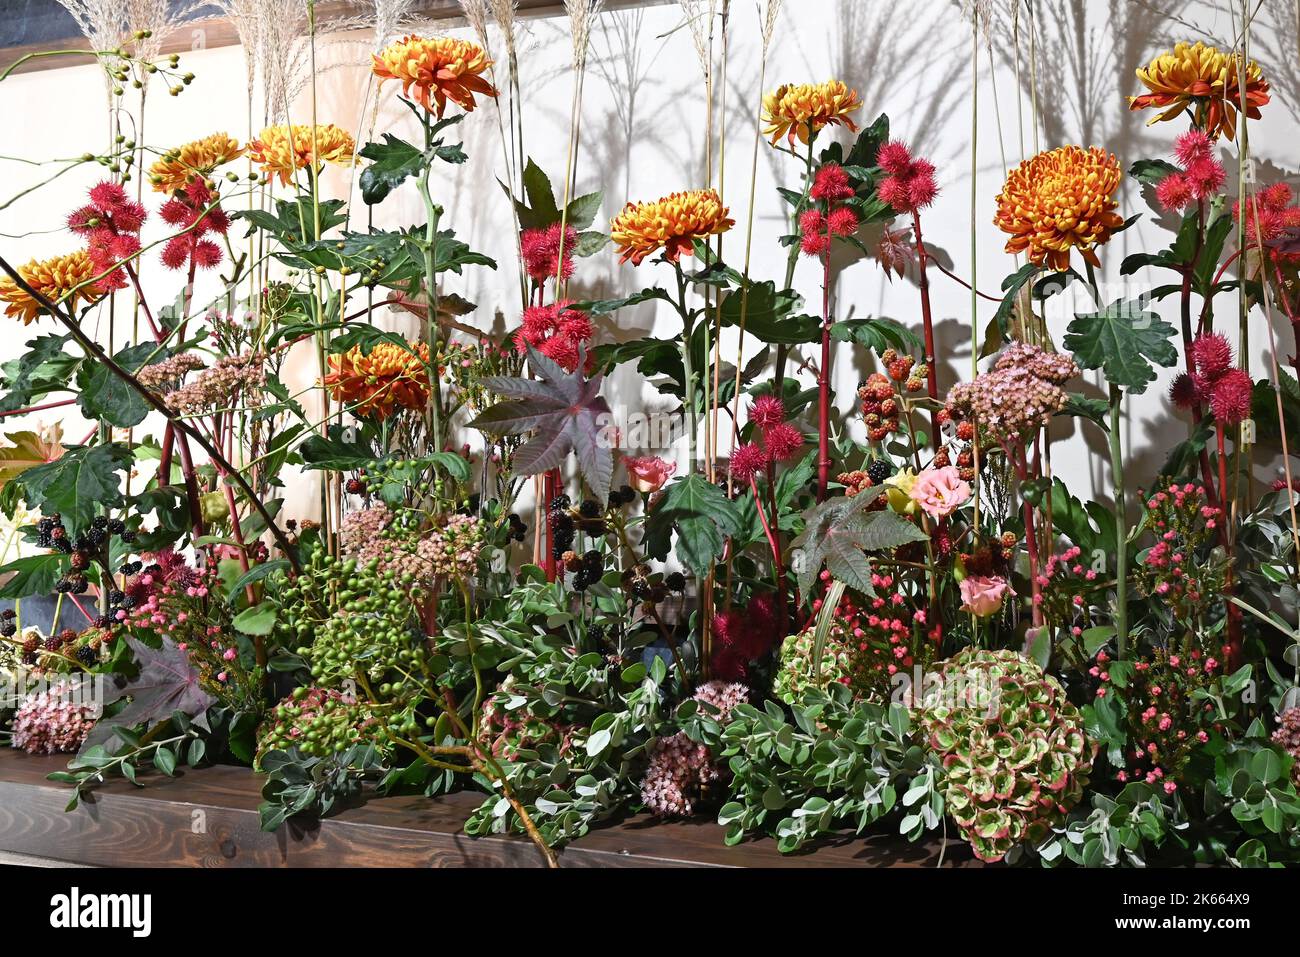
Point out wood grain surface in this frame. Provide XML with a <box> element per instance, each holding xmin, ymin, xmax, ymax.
<box><xmin>0</xmin><ymin>749</ymin><xmax>981</xmax><ymax>868</ymax></box>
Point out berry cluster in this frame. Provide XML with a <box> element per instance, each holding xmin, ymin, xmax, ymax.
<box><xmin>858</xmin><ymin>350</ymin><xmax>927</xmax><ymax>444</ymax></box>
<box><xmin>837</xmin><ymin>459</ymin><xmax>894</xmax><ymax>501</ymax></box>
<box><xmin>256</xmin><ymin>687</ymin><xmax>380</xmax><ymax>764</ymax></box>
<box><xmin>1135</xmin><ymin>482</ymin><xmax>1227</xmax><ymax>631</ymax></box>
<box><xmin>37</xmin><ymin>513</ymin><xmax>138</xmax><ymax>607</ymax></box>
<box><xmin>1095</xmin><ymin>647</ymin><xmax>1219</xmax><ymax>792</ymax></box>
<box><xmin>563</xmin><ymin>549</ymin><xmax>605</xmax><ymax>592</ymax></box>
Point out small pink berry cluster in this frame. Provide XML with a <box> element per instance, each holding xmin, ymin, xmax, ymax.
<box><xmin>1271</xmin><ymin>707</ymin><xmax>1300</xmax><ymax>786</ymax></box>
<box><xmin>799</xmin><ymin>163</ymin><xmax>860</xmax><ymax>257</ymax></box>
<box><xmin>513</xmin><ymin>301</ymin><xmax>594</xmax><ymax>373</ymax></box>
<box><xmin>67</xmin><ymin>181</ymin><xmax>146</xmax><ymax>291</ymax></box>
<box><xmin>813</xmin><ymin>569</ymin><xmax>936</xmax><ymax>699</ymax></box>
<box><xmin>876</xmin><ymin>140</ymin><xmax>938</xmax><ymax>214</ymax></box>
<box><xmin>1136</xmin><ymin>482</ymin><xmax>1227</xmax><ymax>627</ymax></box>
<box><xmin>1035</xmin><ymin>545</ymin><xmax>1100</xmax><ymax>636</ymax></box>
<box><xmin>125</xmin><ymin>559</ymin><xmax>253</xmax><ymax>694</ymax></box>
<box><xmin>640</xmin><ymin>682</ymin><xmax>749</xmax><ymax>817</ymax></box>
<box><xmin>520</xmin><ymin>222</ymin><xmax>579</xmax><ymax>283</ymax></box>
<box><xmin>730</xmin><ymin>396</ymin><xmax>805</xmax><ymax>483</ymax></box>
<box><xmin>1154</xmin><ymin>130</ymin><xmax>1226</xmax><ymax>211</ymax></box>
<box><xmin>1098</xmin><ymin>648</ymin><xmax>1219</xmax><ymax>793</ymax></box>
<box><xmin>11</xmin><ymin>682</ymin><xmax>97</xmax><ymax>754</ymax></box>
<box><xmin>1169</xmin><ymin>332</ymin><xmax>1252</xmax><ymax>426</ymax></box>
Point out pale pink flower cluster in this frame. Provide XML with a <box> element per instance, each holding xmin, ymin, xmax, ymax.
<box><xmin>1273</xmin><ymin>707</ymin><xmax>1300</xmax><ymax>786</ymax></box>
<box><xmin>692</xmin><ymin>680</ymin><xmax>749</xmax><ymax>723</ymax></box>
<box><xmin>640</xmin><ymin>732</ymin><xmax>720</xmax><ymax>817</ymax></box>
<box><xmin>11</xmin><ymin>683</ymin><xmax>97</xmax><ymax>754</ymax></box>
<box><xmin>164</xmin><ymin>353</ymin><xmax>266</xmax><ymax>414</ymax></box>
<box><xmin>946</xmin><ymin>343</ymin><xmax>1079</xmax><ymax>447</ymax></box>
<box><xmin>640</xmin><ymin>682</ymin><xmax>749</xmax><ymax>817</ymax></box>
<box><xmin>419</xmin><ymin>514</ymin><xmax>485</xmax><ymax>581</ymax></box>
<box><xmin>137</xmin><ymin>353</ymin><xmax>205</xmax><ymax>389</ymax></box>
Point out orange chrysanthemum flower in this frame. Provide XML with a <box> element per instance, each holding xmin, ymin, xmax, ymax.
<box><xmin>994</xmin><ymin>146</ymin><xmax>1124</xmax><ymax>272</ymax></box>
<box><xmin>610</xmin><ymin>189</ymin><xmax>734</xmax><ymax>265</ymax></box>
<box><xmin>0</xmin><ymin>250</ymin><xmax>104</xmax><ymax>325</ymax></box>
<box><xmin>372</xmin><ymin>35</ymin><xmax>498</xmax><ymax>118</ymax></box>
<box><xmin>1129</xmin><ymin>41</ymin><xmax>1270</xmax><ymax>140</ymax></box>
<box><xmin>323</xmin><ymin>340</ymin><xmax>431</xmax><ymax>419</ymax></box>
<box><xmin>149</xmin><ymin>132</ymin><xmax>245</xmax><ymax>193</ymax></box>
<box><xmin>248</xmin><ymin>124</ymin><xmax>355</xmax><ymax>185</ymax></box>
<box><xmin>761</xmin><ymin>80</ymin><xmax>862</xmax><ymax>145</ymax></box>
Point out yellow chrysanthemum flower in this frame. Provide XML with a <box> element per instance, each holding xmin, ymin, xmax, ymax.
<box><xmin>323</xmin><ymin>340</ymin><xmax>431</xmax><ymax>419</ymax></box>
<box><xmin>761</xmin><ymin>80</ymin><xmax>862</xmax><ymax>146</ymax></box>
<box><xmin>0</xmin><ymin>250</ymin><xmax>103</xmax><ymax>325</ymax></box>
<box><xmin>372</xmin><ymin>35</ymin><xmax>497</xmax><ymax>118</ymax></box>
<box><xmin>993</xmin><ymin>146</ymin><xmax>1124</xmax><ymax>272</ymax></box>
<box><xmin>248</xmin><ymin>124</ymin><xmax>356</xmax><ymax>185</ymax></box>
<box><xmin>610</xmin><ymin>189</ymin><xmax>734</xmax><ymax>265</ymax></box>
<box><xmin>1129</xmin><ymin>41</ymin><xmax>1269</xmax><ymax>141</ymax></box>
<box><xmin>149</xmin><ymin>132</ymin><xmax>245</xmax><ymax>193</ymax></box>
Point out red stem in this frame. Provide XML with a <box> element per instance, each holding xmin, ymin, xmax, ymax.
<box><xmin>911</xmin><ymin>211</ymin><xmax>941</xmax><ymax>447</ymax></box>
<box><xmin>749</xmin><ymin>473</ymin><xmax>789</xmax><ymax>632</ymax></box>
<box><xmin>0</xmin><ymin>398</ymin><xmax>76</xmax><ymax>419</ymax></box>
<box><xmin>817</xmin><ymin>240</ymin><xmax>832</xmax><ymax>502</ymax></box>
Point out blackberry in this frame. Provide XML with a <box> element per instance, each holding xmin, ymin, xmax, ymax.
<box><xmin>75</xmin><ymin>645</ymin><xmax>99</xmax><ymax>667</ymax></box>
<box><xmin>665</xmin><ymin>572</ymin><xmax>686</xmax><ymax>593</ymax></box>
<box><xmin>120</xmin><ymin>530</ymin><xmax>137</xmax><ymax>544</ymax></box>
<box><xmin>119</xmin><ymin>595</ymin><xmax>137</xmax><ymax>610</ymax></box>
<box><xmin>573</xmin><ymin>565</ymin><xmax>595</xmax><ymax>591</ymax></box>
<box><xmin>1</xmin><ymin>608</ymin><xmax>14</xmax><ymax>620</ymax></box>
<box><xmin>588</xmin><ymin>623</ymin><xmax>607</xmax><ymax>645</ymax></box>
<box><xmin>344</xmin><ymin>478</ymin><xmax>365</xmax><ymax>495</ymax></box>
<box><xmin>21</xmin><ymin>634</ymin><xmax>39</xmax><ymax>659</ymax></box>
<box><xmin>866</xmin><ymin>460</ymin><xmax>892</xmax><ymax>485</ymax></box>
<box><xmin>94</xmin><ymin>615</ymin><xmax>113</xmax><ymax>629</ymax></box>
<box><xmin>108</xmin><ymin>590</ymin><xmax>126</xmax><ymax>606</ymax></box>
<box><xmin>108</xmin><ymin>518</ymin><xmax>126</xmax><ymax>534</ymax></box>
<box><xmin>54</xmin><ymin>575</ymin><xmax>74</xmax><ymax>594</ymax></box>
<box><xmin>582</xmin><ymin>549</ymin><xmax>604</xmax><ymax>574</ymax></box>
<box><xmin>0</xmin><ymin>621</ymin><xmax>16</xmax><ymax>638</ymax></box>
<box><xmin>43</xmin><ymin>634</ymin><xmax>61</xmax><ymax>652</ymax></box>
<box><xmin>92</xmin><ymin>516</ymin><xmax>108</xmax><ymax>530</ymax></box>
<box><xmin>579</xmin><ymin>499</ymin><xmax>601</xmax><ymax>518</ymax></box>
<box><xmin>70</xmin><ymin>551</ymin><xmax>89</xmax><ymax>570</ymax></box>
<box><xmin>548</xmin><ymin>494</ymin><xmax>571</xmax><ymax>514</ymax></box>
<box><xmin>69</xmin><ymin>574</ymin><xmax>88</xmax><ymax>594</ymax></box>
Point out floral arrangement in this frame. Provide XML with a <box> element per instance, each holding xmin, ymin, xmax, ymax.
<box><xmin>0</xmin><ymin>2</ymin><xmax>1298</xmax><ymax>871</ymax></box>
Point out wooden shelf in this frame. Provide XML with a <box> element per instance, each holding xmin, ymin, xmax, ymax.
<box><xmin>0</xmin><ymin>749</ymin><xmax>980</xmax><ymax>868</ymax></box>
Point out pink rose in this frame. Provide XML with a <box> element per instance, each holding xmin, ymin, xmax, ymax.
<box><xmin>959</xmin><ymin>575</ymin><xmax>1011</xmax><ymax>617</ymax></box>
<box><xmin>908</xmin><ymin>465</ymin><xmax>971</xmax><ymax>519</ymax></box>
<box><xmin>624</xmin><ymin>454</ymin><xmax>676</xmax><ymax>493</ymax></box>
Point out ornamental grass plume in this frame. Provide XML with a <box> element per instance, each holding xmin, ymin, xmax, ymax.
<box><xmin>993</xmin><ymin>146</ymin><xmax>1123</xmax><ymax>271</ymax></box>
<box><xmin>610</xmin><ymin>189</ymin><xmax>733</xmax><ymax>264</ymax></box>
<box><xmin>1129</xmin><ymin>40</ymin><xmax>1270</xmax><ymax>141</ymax></box>
<box><xmin>761</xmin><ymin>79</ymin><xmax>861</xmax><ymax>145</ymax></box>
<box><xmin>248</xmin><ymin>124</ymin><xmax>356</xmax><ymax>185</ymax></box>
<box><xmin>0</xmin><ymin>250</ymin><xmax>104</xmax><ymax>324</ymax></box>
<box><xmin>324</xmin><ymin>340</ymin><xmax>431</xmax><ymax>418</ymax></box>
<box><xmin>371</xmin><ymin>35</ymin><xmax>498</xmax><ymax>117</ymax></box>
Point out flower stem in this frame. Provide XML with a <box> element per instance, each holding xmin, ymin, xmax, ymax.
<box><xmin>1108</xmin><ymin>382</ymin><xmax>1128</xmax><ymax>657</ymax></box>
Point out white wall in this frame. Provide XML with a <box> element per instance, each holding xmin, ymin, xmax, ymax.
<box><xmin>1</xmin><ymin>0</ymin><xmax>1297</xmax><ymax>534</ymax></box>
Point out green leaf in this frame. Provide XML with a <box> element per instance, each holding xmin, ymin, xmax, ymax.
<box><xmin>643</xmin><ymin>474</ymin><xmax>743</xmax><ymax>577</ymax></box>
<box><xmin>831</xmin><ymin>316</ymin><xmax>922</xmax><ymax>354</ymax></box>
<box><xmin>564</xmin><ymin>191</ymin><xmax>603</xmax><ymax>231</ymax></box>
<box><xmin>17</xmin><ymin>443</ymin><xmax>131</xmax><ymax>534</ymax></box>
<box><xmin>0</xmin><ymin>334</ymin><xmax>78</xmax><ymax>413</ymax></box>
<box><xmin>358</xmin><ymin>134</ymin><xmax>424</xmax><ymax>203</ymax></box>
<box><xmin>232</xmin><ymin>602</ymin><xmax>277</xmax><ymax>636</ymax></box>
<box><xmin>76</xmin><ymin>341</ymin><xmax>159</xmax><ymax>428</ymax></box>
<box><xmin>226</xmin><ymin>559</ymin><xmax>290</xmax><ymax>602</ymax></box>
<box><xmin>153</xmin><ymin>747</ymin><xmax>177</xmax><ymax>777</ymax></box>
<box><xmin>790</xmin><ymin>495</ymin><xmax>927</xmax><ymax>596</ymax></box>
<box><xmin>0</xmin><ymin>552</ymin><xmax>71</xmax><ymax>600</ymax></box>
<box><xmin>1064</xmin><ymin>299</ymin><xmax>1178</xmax><ymax>394</ymax></box>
